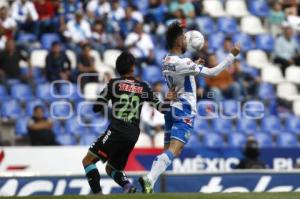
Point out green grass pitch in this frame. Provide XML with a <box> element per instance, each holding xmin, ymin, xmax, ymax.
<box><xmin>2</xmin><ymin>193</ymin><xmax>300</xmax><ymax>199</ymax></box>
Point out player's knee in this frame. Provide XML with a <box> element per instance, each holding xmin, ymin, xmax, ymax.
<box><xmin>105</xmin><ymin>164</ymin><xmax>113</xmax><ymax>176</ymax></box>
<box><xmin>82</xmin><ymin>154</ymin><xmax>93</xmax><ymax>167</ymax></box>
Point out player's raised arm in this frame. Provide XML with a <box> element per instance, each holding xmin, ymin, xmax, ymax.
<box><xmin>199</xmin><ymin>45</ymin><xmax>240</xmax><ymax>77</ymax></box>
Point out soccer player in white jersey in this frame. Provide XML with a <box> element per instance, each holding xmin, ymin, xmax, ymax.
<box><xmin>139</xmin><ymin>22</ymin><xmax>240</xmax><ymax>193</ymax></box>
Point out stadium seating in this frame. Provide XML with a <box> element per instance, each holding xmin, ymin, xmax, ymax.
<box><xmin>50</xmin><ymin>100</ymin><xmax>73</xmax><ymax>119</ymax></box>
<box><xmin>208</xmin><ymin>32</ymin><xmax>225</xmax><ymax>50</ymax></box>
<box><xmin>261</xmin><ymin>116</ymin><xmax>282</xmax><ymax>135</ymax></box>
<box><xmin>84</xmin><ymin>82</ymin><xmax>106</xmax><ymax>101</ymax></box>
<box><xmin>246</xmin><ymin>50</ymin><xmax>271</xmax><ymax>68</ymax></box>
<box><xmin>221</xmin><ymin>100</ymin><xmax>239</xmax><ymax>118</ymax></box>
<box><xmin>241</xmin><ymin>16</ymin><xmax>266</xmax><ymax>35</ymax></box>
<box><xmin>30</xmin><ymin>49</ymin><xmax>48</xmax><ymax>68</ymax></box>
<box><xmin>197</xmin><ymin>100</ymin><xmax>217</xmax><ymax>118</ymax></box>
<box><xmin>25</xmin><ymin>99</ymin><xmax>46</xmax><ymax>116</ymax></box>
<box><xmin>193</xmin><ymin>117</ymin><xmax>210</xmax><ymax>135</ymax></box>
<box><xmin>256</xmin><ymin>34</ymin><xmax>274</xmax><ymax>52</ymax></box>
<box><xmin>203</xmin><ymin>133</ymin><xmax>225</xmax><ymax>147</ymax></box>
<box><xmin>226</xmin><ymin>0</ymin><xmax>249</xmax><ymax>17</ymax></box>
<box><xmin>1</xmin><ymin>100</ymin><xmax>23</xmax><ymax>119</ymax></box>
<box><xmin>186</xmin><ymin>134</ymin><xmax>202</xmax><ymax>147</ymax></box>
<box><xmin>227</xmin><ymin>133</ymin><xmax>247</xmax><ymax>147</ymax></box>
<box><xmin>196</xmin><ymin>17</ymin><xmax>215</xmax><ymax>35</ymax></box>
<box><xmin>217</xmin><ymin>17</ymin><xmax>239</xmax><ymax>34</ymax></box>
<box><xmin>90</xmin><ymin>117</ymin><xmax>110</xmax><ymax>135</ymax></box>
<box><xmin>103</xmin><ymin>49</ymin><xmax>122</xmax><ymax>68</ymax></box>
<box><xmin>233</xmin><ymin>33</ymin><xmax>254</xmax><ymax>52</ymax></box>
<box><xmin>36</xmin><ymin>83</ymin><xmax>54</xmax><ymax>102</ymax></box>
<box><xmin>285</xmin><ymin>116</ymin><xmax>300</xmax><ymax>135</ymax></box>
<box><xmin>277</xmin><ymin>82</ymin><xmax>300</xmax><ymax>101</ymax></box>
<box><xmin>261</xmin><ymin>66</ymin><xmax>284</xmax><ymax>84</ymax></box>
<box><xmin>254</xmin><ymin>133</ymin><xmax>273</xmax><ymax>147</ymax></box>
<box><xmin>15</xmin><ymin>117</ymin><xmax>29</xmax><ymax>137</ymax></box>
<box><xmin>212</xmin><ymin>119</ymin><xmax>233</xmax><ymax>134</ymax></box>
<box><xmin>203</xmin><ymin>0</ymin><xmax>226</xmax><ymax>17</ymax></box>
<box><xmin>41</xmin><ymin>33</ymin><xmax>61</xmax><ymax>50</ymax></box>
<box><xmin>276</xmin><ymin>133</ymin><xmax>298</xmax><ymax>147</ymax></box>
<box><xmin>79</xmin><ymin>133</ymin><xmax>98</xmax><ymax>145</ymax></box>
<box><xmin>11</xmin><ymin>84</ymin><xmax>33</xmax><ymax>102</ymax></box>
<box><xmin>56</xmin><ymin>134</ymin><xmax>77</xmax><ymax>145</ymax></box>
<box><xmin>293</xmin><ymin>101</ymin><xmax>300</xmax><ymax>116</ymax></box>
<box><xmin>237</xmin><ymin>118</ymin><xmax>258</xmax><ymax>134</ymax></box>
<box><xmin>66</xmin><ymin>50</ymin><xmax>77</xmax><ymax>69</ymax></box>
<box><xmin>243</xmin><ymin>100</ymin><xmax>265</xmax><ymax>118</ymax></box>
<box><xmin>285</xmin><ymin>66</ymin><xmax>300</xmax><ymax>84</ymax></box>
<box><xmin>258</xmin><ymin>83</ymin><xmax>276</xmax><ymax>100</ymax></box>
<box><xmin>142</xmin><ymin>66</ymin><xmax>164</xmax><ymax>84</ymax></box>
<box><xmin>248</xmin><ymin>0</ymin><xmax>269</xmax><ymax>17</ymax></box>
<box><xmin>0</xmin><ymin>85</ymin><xmax>9</xmax><ymax>101</ymax></box>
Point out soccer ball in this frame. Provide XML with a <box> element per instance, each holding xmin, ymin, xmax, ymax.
<box><xmin>185</xmin><ymin>30</ymin><xmax>205</xmax><ymax>52</ymax></box>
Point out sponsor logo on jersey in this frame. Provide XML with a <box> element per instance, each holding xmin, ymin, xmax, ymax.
<box><xmin>119</xmin><ymin>83</ymin><xmax>143</xmax><ymax>94</ymax></box>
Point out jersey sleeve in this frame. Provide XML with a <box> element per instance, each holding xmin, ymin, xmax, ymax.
<box><xmin>93</xmin><ymin>81</ymin><xmax>113</xmax><ymax>113</ymax></box>
<box><xmin>199</xmin><ymin>54</ymin><xmax>235</xmax><ymax>77</ymax></box>
<box><xmin>162</xmin><ymin>57</ymin><xmax>202</xmax><ymax>76</ymax></box>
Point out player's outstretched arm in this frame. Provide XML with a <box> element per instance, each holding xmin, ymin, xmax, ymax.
<box><xmin>200</xmin><ymin>45</ymin><xmax>240</xmax><ymax>77</ymax></box>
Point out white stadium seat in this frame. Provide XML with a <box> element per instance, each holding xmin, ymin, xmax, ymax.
<box><xmin>90</xmin><ymin>50</ymin><xmax>102</xmax><ymax>68</ymax></box>
<box><xmin>135</xmin><ymin>133</ymin><xmax>152</xmax><ymax>148</ymax></box>
<box><xmin>203</xmin><ymin>0</ymin><xmax>226</xmax><ymax>17</ymax></box>
<box><xmin>241</xmin><ymin>16</ymin><xmax>266</xmax><ymax>35</ymax></box>
<box><xmin>285</xmin><ymin>65</ymin><xmax>300</xmax><ymax>84</ymax></box>
<box><xmin>66</xmin><ymin>50</ymin><xmax>77</xmax><ymax>69</ymax></box>
<box><xmin>103</xmin><ymin>49</ymin><xmax>122</xmax><ymax>68</ymax></box>
<box><xmin>30</xmin><ymin>49</ymin><xmax>48</xmax><ymax>68</ymax></box>
<box><xmin>246</xmin><ymin>50</ymin><xmax>271</xmax><ymax>68</ymax></box>
<box><xmin>293</xmin><ymin>100</ymin><xmax>300</xmax><ymax>116</ymax></box>
<box><xmin>153</xmin><ymin>132</ymin><xmax>164</xmax><ymax>148</ymax></box>
<box><xmin>277</xmin><ymin>82</ymin><xmax>300</xmax><ymax>101</ymax></box>
<box><xmin>83</xmin><ymin>82</ymin><xmax>105</xmax><ymax>100</ymax></box>
<box><xmin>226</xmin><ymin>0</ymin><xmax>249</xmax><ymax>17</ymax></box>
<box><xmin>262</xmin><ymin>66</ymin><xmax>284</xmax><ymax>84</ymax></box>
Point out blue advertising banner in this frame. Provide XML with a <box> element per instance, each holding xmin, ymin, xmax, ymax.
<box><xmin>1</xmin><ymin>172</ymin><xmax>300</xmax><ymax>196</ymax></box>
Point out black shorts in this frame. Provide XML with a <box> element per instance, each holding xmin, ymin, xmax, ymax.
<box><xmin>88</xmin><ymin>129</ymin><xmax>136</xmax><ymax>170</ymax></box>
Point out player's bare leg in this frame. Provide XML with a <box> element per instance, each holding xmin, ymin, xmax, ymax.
<box><xmin>139</xmin><ymin>139</ymin><xmax>184</xmax><ymax>193</ymax></box>
<box><xmin>105</xmin><ymin>164</ymin><xmax>136</xmax><ymax>193</ymax></box>
<box><xmin>82</xmin><ymin>152</ymin><xmax>102</xmax><ymax>194</ymax></box>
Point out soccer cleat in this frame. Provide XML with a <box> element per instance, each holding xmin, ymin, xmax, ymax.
<box><xmin>138</xmin><ymin>176</ymin><xmax>154</xmax><ymax>194</ymax></box>
<box><xmin>123</xmin><ymin>183</ymin><xmax>137</xmax><ymax>193</ymax></box>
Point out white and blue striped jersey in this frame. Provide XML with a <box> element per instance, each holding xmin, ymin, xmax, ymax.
<box><xmin>162</xmin><ymin>53</ymin><xmax>235</xmax><ymax>116</ymax></box>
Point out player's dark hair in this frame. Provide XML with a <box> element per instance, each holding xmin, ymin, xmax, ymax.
<box><xmin>33</xmin><ymin>105</ymin><xmax>43</xmax><ymax>112</ymax></box>
<box><xmin>116</xmin><ymin>51</ymin><xmax>135</xmax><ymax>76</ymax></box>
<box><xmin>224</xmin><ymin>36</ymin><xmax>232</xmax><ymax>42</ymax></box>
<box><xmin>166</xmin><ymin>21</ymin><xmax>184</xmax><ymax>49</ymax></box>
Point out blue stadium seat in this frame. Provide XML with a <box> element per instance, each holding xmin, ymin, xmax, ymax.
<box><xmin>208</xmin><ymin>32</ymin><xmax>225</xmax><ymax>50</ymax></box>
<box><xmin>52</xmin><ymin>120</ymin><xmax>64</xmax><ymax>135</ymax></box>
<box><xmin>41</xmin><ymin>33</ymin><xmax>61</xmax><ymax>50</ymax></box>
<box><xmin>222</xmin><ymin>100</ymin><xmax>239</xmax><ymax>118</ymax></box>
<box><xmin>256</xmin><ymin>34</ymin><xmax>274</xmax><ymax>52</ymax></box>
<box><xmin>20</xmin><ymin>67</ymin><xmax>45</xmax><ymax>84</ymax></box>
<box><xmin>15</xmin><ymin>118</ymin><xmax>29</xmax><ymax>137</ymax></box>
<box><xmin>212</xmin><ymin>119</ymin><xmax>233</xmax><ymax>134</ymax></box>
<box><xmin>258</xmin><ymin>83</ymin><xmax>275</xmax><ymax>100</ymax></box>
<box><xmin>193</xmin><ymin>117</ymin><xmax>210</xmax><ymax>135</ymax></box>
<box><xmin>80</xmin><ymin>133</ymin><xmax>97</xmax><ymax>145</ymax></box>
<box><xmin>11</xmin><ymin>84</ymin><xmax>33</xmax><ymax>102</ymax></box>
<box><xmin>218</xmin><ymin>17</ymin><xmax>238</xmax><ymax>34</ymax></box>
<box><xmin>51</xmin><ymin>100</ymin><xmax>73</xmax><ymax>119</ymax></box>
<box><xmin>197</xmin><ymin>100</ymin><xmax>217</xmax><ymax>118</ymax></box>
<box><xmin>254</xmin><ymin>133</ymin><xmax>273</xmax><ymax>147</ymax></box>
<box><xmin>65</xmin><ymin>117</ymin><xmax>90</xmax><ymax>136</ymax></box>
<box><xmin>36</xmin><ymin>83</ymin><xmax>54</xmax><ymax>102</ymax></box>
<box><xmin>0</xmin><ymin>85</ymin><xmax>9</xmax><ymax>101</ymax></box>
<box><xmin>56</xmin><ymin>134</ymin><xmax>77</xmax><ymax>145</ymax></box>
<box><xmin>243</xmin><ymin>100</ymin><xmax>265</xmax><ymax>118</ymax></box>
<box><xmin>233</xmin><ymin>33</ymin><xmax>254</xmax><ymax>52</ymax></box>
<box><xmin>57</xmin><ymin>83</ymin><xmax>81</xmax><ymax>101</ymax></box>
<box><xmin>186</xmin><ymin>134</ymin><xmax>202</xmax><ymax>147</ymax></box>
<box><xmin>154</xmin><ymin>49</ymin><xmax>167</xmax><ymax>66</ymax></box>
<box><xmin>25</xmin><ymin>99</ymin><xmax>46</xmax><ymax>116</ymax></box>
<box><xmin>237</xmin><ymin>118</ymin><xmax>258</xmax><ymax>134</ymax></box>
<box><xmin>142</xmin><ymin>66</ymin><xmax>164</xmax><ymax>85</ymax></box>
<box><xmin>276</xmin><ymin>133</ymin><xmax>298</xmax><ymax>147</ymax></box>
<box><xmin>249</xmin><ymin>0</ymin><xmax>269</xmax><ymax>17</ymax></box>
<box><xmin>203</xmin><ymin>133</ymin><xmax>224</xmax><ymax>147</ymax></box>
<box><xmin>285</xmin><ymin>116</ymin><xmax>300</xmax><ymax>135</ymax></box>
<box><xmin>228</xmin><ymin>133</ymin><xmax>246</xmax><ymax>147</ymax></box>
<box><xmin>90</xmin><ymin>116</ymin><xmax>110</xmax><ymax>135</ymax></box>
<box><xmin>196</xmin><ymin>17</ymin><xmax>215</xmax><ymax>35</ymax></box>
<box><xmin>1</xmin><ymin>100</ymin><xmax>22</xmax><ymax>119</ymax></box>
<box><xmin>17</xmin><ymin>33</ymin><xmax>37</xmax><ymax>43</ymax></box>
<box><xmin>261</xmin><ymin>116</ymin><xmax>282</xmax><ymax>135</ymax></box>
<box><xmin>76</xmin><ymin>102</ymin><xmax>98</xmax><ymax>120</ymax></box>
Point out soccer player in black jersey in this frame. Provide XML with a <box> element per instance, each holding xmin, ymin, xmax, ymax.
<box><xmin>82</xmin><ymin>51</ymin><xmax>176</xmax><ymax>194</ymax></box>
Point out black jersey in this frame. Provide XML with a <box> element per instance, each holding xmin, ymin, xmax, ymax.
<box><xmin>93</xmin><ymin>77</ymin><xmax>169</xmax><ymax>141</ymax></box>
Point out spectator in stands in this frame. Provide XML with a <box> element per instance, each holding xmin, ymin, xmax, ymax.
<box><xmin>86</xmin><ymin>0</ymin><xmax>111</xmax><ymax>19</ymax></box>
<box><xmin>0</xmin><ymin>6</ymin><xmax>17</xmax><ymax>42</ymax></box>
<box><xmin>0</xmin><ymin>40</ymin><xmax>32</xmax><ymax>84</ymax></box>
<box><xmin>91</xmin><ymin>20</ymin><xmax>123</xmax><ymax>58</ymax></box>
<box><xmin>108</xmin><ymin>0</ymin><xmax>125</xmax><ymax>21</ymax></box>
<box><xmin>77</xmin><ymin>43</ymin><xmax>98</xmax><ymax>90</ymax></box>
<box><xmin>231</xmin><ymin>60</ymin><xmax>259</xmax><ymax>99</ymax></box>
<box><xmin>59</xmin><ymin>0</ymin><xmax>82</xmax><ymax>22</ymax></box>
<box><xmin>118</xmin><ymin>6</ymin><xmax>138</xmax><ymax>39</ymax></box>
<box><xmin>267</xmin><ymin>1</ymin><xmax>285</xmax><ymax>37</ymax></box>
<box><xmin>273</xmin><ymin>24</ymin><xmax>300</xmax><ymax>75</ymax></box>
<box><xmin>63</xmin><ymin>11</ymin><xmax>92</xmax><ymax>54</ymax></box>
<box><xmin>11</xmin><ymin>0</ymin><xmax>39</xmax><ymax>34</ymax></box>
<box><xmin>216</xmin><ymin>37</ymin><xmax>234</xmax><ymax>63</ymax></box>
<box><xmin>34</xmin><ymin>0</ymin><xmax>57</xmax><ymax>35</ymax></box>
<box><xmin>27</xmin><ymin>105</ymin><xmax>57</xmax><ymax>146</ymax></box>
<box><xmin>169</xmin><ymin>0</ymin><xmax>195</xmax><ymax>27</ymax></box>
<box><xmin>236</xmin><ymin>136</ymin><xmax>266</xmax><ymax>169</ymax></box>
<box><xmin>145</xmin><ymin>0</ymin><xmax>166</xmax><ymax>24</ymax></box>
<box><xmin>125</xmin><ymin>23</ymin><xmax>155</xmax><ymax>65</ymax></box>
<box><xmin>205</xmin><ymin>53</ymin><xmax>242</xmax><ymax>101</ymax></box>
<box><xmin>45</xmin><ymin>42</ymin><xmax>71</xmax><ymax>82</ymax></box>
